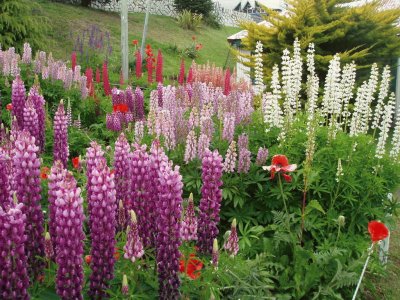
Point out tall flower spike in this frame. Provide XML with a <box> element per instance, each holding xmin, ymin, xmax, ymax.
<box><xmin>212</xmin><ymin>238</ymin><xmax>219</xmax><ymax>269</ymax></box>
<box><xmin>135</xmin><ymin>50</ymin><xmax>142</xmax><ymax>78</ymax></box>
<box><xmin>178</xmin><ymin>59</ymin><xmax>185</xmax><ymax>85</ymax></box>
<box><xmin>184</xmin><ymin>130</ymin><xmax>198</xmax><ymax>163</ymax></box>
<box><xmin>88</xmin><ymin>159</ymin><xmax>117</xmax><ymax>298</ymax></box>
<box><xmin>222</xmin><ymin>112</ymin><xmax>235</xmax><ymax>142</ymax></box>
<box><xmin>238</xmin><ymin>134</ymin><xmax>251</xmax><ymax>174</ymax></box>
<box><xmin>253</xmin><ymin>41</ymin><xmax>264</xmax><ymax>95</ymax></box>
<box><xmin>118</xmin><ymin>200</ymin><xmax>126</xmax><ymax>229</ymax></box>
<box><xmin>122</xmin><ymin>274</ymin><xmax>129</xmax><ymax>295</ymax></box>
<box><xmin>103</xmin><ymin>61</ymin><xmax>112</xmax><ymax>96</ymax></box>
<box><xmin>55</xmin><ymin>172</ymin><xmax>85</xmax><ymax>300</ymax></box>
<box><xmin>53</xmin><ymin>100</ymin><xmax>69</xmax><ymax>168</ymax></box>
<box><xmin>44</xmin><ymin>232</ymin><xmax>54</xmax><ymax>260</ymax></box>
<box><xmin>71</xmin><ymin>51</ymin><xmax>77</xmax><ymax>71</ymax></box>
<box><xmin>0</xmin><ymin>153</ymin><xmax>12</xmax><ymax>209</ymax></box>
<box><xmin>11</xmin><ymin>75</ymin><xmax>26</xmax><ymax>128</ymax></box>
<box><xmin>223</xmin><ymin>140</ymin><xmax>237</xmax><ymax>173</ymax></box>
<box><xmin>28</xmin><ymin>85</ymin><xmax>46</xmax><ymax>151</ymax></box>
<box><xmin>156</xmin><ymin>162</ymin><xmax>183</xmax><ymax>300</ymax></box>
<box><xmin>180</xmin><ymin>193</ymin><xmax>198</xmax><ymax>241</ymax></box>
<box><xmin>255</xmin><ymin>147</ymin><xmax>269</xmax><ymax>166</ymax></box>
<box><xmin>197</xmin><ymin>149</ymin><xmax>223</xmax><ymax>254</ymax></box>
<box><xmin>12</xmin><ymin>131</ymin><xmax>45</xmax><ymax>278</ymax></box>
<box><xmin>156</xmin><ymin>49</ymin><xmax>163</xmax><ymax>83</ymax></box>
<box><xmin>0</xmin><ymin>200</ymin><xmax>30</xmax><ymax>300</ymax></box>
<box><xmin>123</xmin><ymin>210</ymin><xmax>144</xmax><ymax>262</ymax></box>
<box><xmin>223</xmin><ymin>68</ymin><xmax>231</xmax><ymax>96</ymax></box>
<box><xmin>224</xmin><ymin>219</ymin><xmax>239</xmax><ymax>257</ymax></box>
<box><xmin>23</xmin><ymin>98</ymin><xmax>40</xmax><ymax>147</ymax></box>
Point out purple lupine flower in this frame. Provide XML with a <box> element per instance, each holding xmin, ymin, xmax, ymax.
<box><xmin>184</xmin><ymin>130</ymin><xmax>197</xmax><ymax>163</ymax></box>
<box><xmin>125</xmin><ymin>87</ymin><xmax>134</xmax><ymax>112</ymax></box>
<box><xmin>238</xmin><ymin>134</ymin><xmax>251</xmax><ymax>174</ymax></box>
<box><xmin>11</xmin><ymin>75</ymin><xmax>26</xmax><ymax>128</ymax></box>
<box><xmin>0</xmin><ymin>201</ymin><xmax>30</xmax><ymax>300</ymax></box>
<box><xmin>222</xmin><ymin>112</ymin><xmax>235</xmax><ymax>142</ymax></box>
<box><xmin>42</xmin><ymin>66</ymin><xmax>49</xmax><ymax>80</ymax></box>
<box><xmin>134</xmin><ymin>121</ymin><xmax>144</xmax><ymax>143</ymax></box>
<box><xmin>223</xmin><ymin>140</ymin><xmax>237</xmax><ymax>173</ymax></box>
<box><xmin>53</xmin><ymin>100</ymin><xmax>69</xmax><ymax>168</ymax></box>
<box><xmin>118</xmin><ymin>200</ymin><xmax>126</xmax><ymax>229</ymax></box>
<box><xmin>48</xmin><ymin>160</ymin><xmax>66</xmax><ymax>256</ymax></box>
<box><xmin>197</xmin><ymin>133</ymin><xmax>210</xmax><ymax>159</ymax></box>
<box><xmin>0</xmin><ymin>153</ymin><xmax>12</xmax><ymax>209</ymax></box>
<box><xmin>114</xmin><ymin>133</ymin><xmax>131</xmax><ymax>229</ymax></box>
<box><xmin>255</xmin><ymin>147</ymin><xmax>269</xmax><ymax>166</ymax></box>
<box><xmin>55</xmin><ymin>172</ymin><xmax>85</xmax><ymax>300</ymax></box>
<box><xmin>157</xmin><ymin>82</ymin><xmax>163</xmax><ymax>108</ymax></box>
<box><xmin>44</xmin><ymin>232</ymin><xmax>54</xmax><ymax>260</ymax></box>
<box><xmin>10</xmin><ymin>55</ymin><xmax>19</xmax><ymax>77</ymax></box>
<box><xmin>85</xmin><ymin>141</ymin><xmax>105</xmax><ymax>231</ymax></box>
<box><xmin>28</xmin><ymin>85</ymin><xmax>46</xmax><ymax>151</ymax></box>
<box><xmin>200</xmin><ymin>116</ymin><xmax>214</xmax><ymax>140</ymax></box>
<box><xmin>135</xmin><ymin>87</ymin><xmax>145</xmax><ymax>120</ymax></box>
<box><xmin>223</xmin><ymin>219</ymin><xmax>239</xmax><ymax>257</ymax></box>
<box><xmin>12</xmin><ymin>131</ymin><xmax>45</xmax><ymax>277</ymax></box>
<box><xmin>180</xmin><ymin>193</ymin><xmax>198</xmax><ymax>241</ymax></box>
<box><xmin>122</xmin><ymin>274</ymin><xmax>129</xmax><ymax>295</ymax></box>
<box><xmin>197</xmin><ymin>149</ymin><xmax>223</xmax><ymax>254</ymax></box>
<box><xmin>80</xmin><ymin>75</ymin><xmax>88</xmax><ymax>99</ymax></box>
<box><xmin>23</xmin><ymin>98</ymin><xmax>40</xmax><ymax>147</ymax></box>
<box><xmin>22</xmin><ymin>43</ymin><xmax>32</xmax><ymax>64</ymax></box>
<box><xmin>212</xmin><ymin>238</ymin><xmax>219</xmax><ymax>270</ymax></box>
<box><xmin>156</xmin><ymin>160</ymin><xmax>183</xmax><ymax>300</ymax></box>
<box><xmin>130</xmin><ymin>143</ymin><xmax>153</xmax><ymax>247</ymax></box>
<box><xmin>64</xmin><ymin>69</ymin><xmax>74</xmax><ymax>89</ymax></box>
<box><xmin>188</xmin><ymin>108</ymin><xmax>200</xmax><ymax>130</ymax></box>
<box><xmin>112</xmin><ymin>88</ymin><xmax>125</xmax><ymax>106</ymax></box>
<box><xmin>88</xmin><ymin>159</ymin><xmax>117</xmax><ymax>298</ymax></box>
<box><xmin>123</xmin><ymin>210</ymin><xmax>144</xmax><ymax>262</ymax></box>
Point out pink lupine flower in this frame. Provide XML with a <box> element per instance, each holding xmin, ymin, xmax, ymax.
<box><xmin>156</xmin><ymin>49</ymin><xmax>163</xmax><ymax>83</ymax></box>
<box><xmin>123</xmin><ymin>210</ymin><xmax>144</xmax><ymax>262</ymax></box>
<box><xmin>223</xmin><ymin>140</ymin><xmax>237</xmax><ymax>173</ymax></box>
<box><xmin>180</xmin><ymin>193</ymin><xmax>198</xmax><ymax>241</ymax></box>
<box><xmin>224</xmin><ymin>219</ymin><xmax>239</xmax><ymax>257</ymax></box>
<box><xmin>184</xmin><ymin>130</ymin><xmax>198</xmax><ymax>163</ymax></box>
<box><xmin>71</xmin><ymin>51</ymin><xmax>77</xmax><ymax>71</ymax></box>
<box><xmin>178</xmin><ymin>59</ymin><xmax>185</xmax><ymax>85</ymax></box>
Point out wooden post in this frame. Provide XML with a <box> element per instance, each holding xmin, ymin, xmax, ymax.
<box><xmin>121</xmin><ymin>0</ymin><xmax>129</xmax><ymax>82</ymax></box>
<box><xmin>140</xmin><ymin>0</ymin><xmax>151</xmax><ymax>58</ymax></box>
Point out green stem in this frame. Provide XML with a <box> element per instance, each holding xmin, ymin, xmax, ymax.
<box><xmin>278</xmin><ymin>173</ymin><xmax>289</xmax><ymax>216</ymax></box>
<box><xmin>334</xmin><ymin>226</ymin><xmax>341</xmax><ymax>247</ymax></box>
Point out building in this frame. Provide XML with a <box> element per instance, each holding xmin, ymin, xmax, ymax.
<box><xmin>215</xmin><ymin>0</ymin><xmax>286</xmax><ymax>12</ymax></box>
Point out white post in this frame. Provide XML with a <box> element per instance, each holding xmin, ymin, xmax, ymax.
<box><xmin>120</xmin><ymin>0</ymin><xmax>129</xmax><ymax>82</ymax></box>
<box><xmin>395</xmin><ymin>57</ymin><xmax>400</xmax><ymax>118</ymax></box>
<box><xmin>140</xmin><ymin>0</ymin><xmax>151</xmax><ymax>58</ymax></box>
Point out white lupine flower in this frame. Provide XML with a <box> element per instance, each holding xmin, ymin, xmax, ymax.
<box><xmin>253</xmin><ymin>41</ymin><xmax>264</xmax><ymax>95</ymax></box>
<box><xmin>376</xmin><ymin>93</ymin><xmax>395</xmax><ymax>159</ymax></box>
<box><xmin>306</xmin><ymin>43</ymin><xmax>319</xmax><ymax>122</ymax></box>
<box><xmin>322</xmin><ymin>54</ymin><xmax>342</xmax><ymax>118</ymax></box>
<box><xmin>262</xmin><ymin>64</ymin><xmax>283</xmax><ymax>131</ymax></box>
<box><xmin>336</xmin><ymin>159</ymin><xmax>344</xmax><ymax>182</ymax></box>
<box><xmin>291</xmin><ymin>38</ymin><xmax>303</xmax><ymax>113</ymax></box>
<box><xmin>372</xmin><ymin>65</ymin><xmax>391</xmax><ymax>130</ymax></box>
<box><xmin>340</xmin><ymin>62</ymin><xmax>356</xmax><ymax>127</ymax></box>
<box><xmin>390</xmin><ymin>109</ymin><xmax>400</xmax><ymax>160</ymax></box>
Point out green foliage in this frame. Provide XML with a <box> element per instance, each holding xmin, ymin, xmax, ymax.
<box><xmin>0</xmin><ymin>0</ymin><xmax>48</xmax><ymax>52</ymax></box>
<box><xmin>174</xmin><ymin>0</ymin><xmax>214</xmax><ymax>17</ymax></box>
<box><xmin>176</xmin><ymin>10</ymin><xmax>203</xmax><ymax>31</ymax></box>
<box><xmin>239</xmin><ymin>0</ymin><xmax>400</xmax><ymax>80</ymax></box>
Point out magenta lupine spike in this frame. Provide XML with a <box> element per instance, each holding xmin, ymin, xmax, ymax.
<box><xmin>187</xmin><ymin>67</ymin><xmax>193</xmax><ymax>84</ymax></box>
<box><xmin>28</xmin><ymin>85</ymin><xmax>45</xmax><ymax>151</ymax></box>
<box><xmin>224</xmin><ymin>219</ymin><xmax>239</xmax><ymax>257</ymax></box>
<box><xmin>118</xmin><ymin>200</ymin><xmax>126</xmax><ymax>229</ymax></box>
<box><xmin>55</xmin><ymin>172</ymin><xmax>85</xmax><ymax>300</ymax></box>
<box><xmin>124</xmin><ymin>210</ymin><xmax>145</xmax><ymax>262</ymax></box>
<box><xmin>180</xmin><ymin>193</ymin><xmax>198</xmax><ymax>241</ymax></box>
<box><xmin>130</xmin><ymin>143</ymin><xmax>157</xmax><ymax>248</ymax></box>
<box><xmin>184</xmin><ymin>130</ymin><xmax>197</xmax><ymax>163</ymax></box>
<box><xmin>53</xmin><ymin>100</ymin><xmax>69</xmax><ymax>168</ymax></box>
<box><xmin>136</xmin><ymin>51</ymin><xmax>142</xmax><ymax>78</ymax></box>
<box><xmin>212</xmin><ymin>239</ymin><xmax>219</xmax><ymax>269</ymax></box>
<box><xmin>135</xmin><ymin>87</ymin><xmax>145</xmax><ymax>120</ymax></box>
<box><xmin>223</xmin><ymin>140</ymin><xmax>237</xmax><ymax>173</ymax></box>
<box><xmin>255</xmin><ymin>147</ymin><xmax>269</xmax><ymax>166</ymax></box>
<box><xmin>44</xmin><ymin>232</ymin><xmax>54</xmax><ymax>260</ymax></box>
<box><xmin>23</xmin><ymin>98</ymin><xmax>40</xmax><ymax>147</ymax></box>
<box><xmin>125</xmin><ymin>87</ymin><xmax>134</xmax><ymax>112</ymax></box>
<box><xmin>11</xmin><ymin>75</ymin><xmax>26</xmax><ymax>128</ymax></box>
<box><xmin>48</xmin><ymin>160</ymin><xmax>66</xmax><ymax>256</ymax></box>
<box><xmin>178</xmin><ymin>59</ymin><xmax>185</xmax><ymax>85</ymax></box>
<box><xmin>103</xmin><ymin>61</ymin><xmax>112</xmax><ymax>96</ymax></box>
<box><xmin>88</xmin><ymin>159</ymin><xmax>117</xmax><ymax>298</ymax></box>
<box><xmin>0</xmin><ymin>153</ymin><xmax>12</xmax><ymax>209</ymax></box>
<box><xmin>12</xmin><ymin>131</ymin><xmax>45</xmax><ymax>277</ymax></box>
<box><xmin>156</xmin><ymin>49</ymin><xmax>163</xmax><ymax>83</ymax></box>
<box><xmin>223</xmin><ymin>68</ymin><xmax>231</xmax><ymax>96</ymax></box>
<box><xmin>112</xmin><ymin>88</ymin><xmax>125</xmax><ymax>106</ymax></box>
<box><xmin>156</xmin><ymin>161</ymin><xmax>183</xmax><ymax>300</ymax></box>
<box><xmin>157</xmin><ymin>82</ymin><xmax>163</xmax><ymax>108</ymax></box>
<box><xmin>197</xmin><ymin>149</ymin><xmax>223</xmax><ymax>254</ymax></box>
<box><xmin>71</xmin><ymin>51</ymin><xmax>77</xmax><ymax>72</ymax></box>
<box><xmin>0</xmin><ymin>201</ymin><xmax>30</xmax><ymax>300</ymax></box>
<box><xmin>114</xmin><ymin>132</ymin><xmax>131</xmax><ymax>228</ymax></box>
<box><xmin>238</xmin><ymin>134</ymin><xmax>251</xmax><ymax>174</ymax></box>
<box><xmin>95</xmin><ymin>68</ymin><xmax>101</xmax><ymax>83</ymax></box>
<box><xmin>197</xmin><ymin>133</ymin><xmax>210</xmax><ymax>159</ymax></box>
<box><xmin>85</xmin><ymin>141</ymin><xmax>105</xmax><ymax>230</ymax></box>
<box><xmin>222</xmin><ymin>112</ymin><xmax>235</xmax><ymax>142</ymax></box>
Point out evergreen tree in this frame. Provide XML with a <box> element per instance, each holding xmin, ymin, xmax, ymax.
<box><xmin>239</xmin><ymin>0</ymin><xmax>400</xmax><ymax>80</ymax></box>
<box><xmin>174</xmin><ymin>0</ymin><xmax>214</xmax><ymax>17</ymax></box>
<box><xmin>0</xmin><ymin>0</ymin><xmax>47</xmax><ymax>52</ymax></box>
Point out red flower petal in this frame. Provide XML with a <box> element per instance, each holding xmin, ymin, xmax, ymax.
<box><xmin>72</xmin><ymin>157</ymin><xmax>80</xmax><ymax>169</ymax></box>
<box><xmin>6</xmin><ymin>103</ymin><xmax>12</xmax><ymax>111</ymax></box>
<box><xmin>271</xmin><ymin>155</ymin><xmax>289</xmax><ymax>168</ymax></box>
<box><xmin>368</xmin><ymin>221</ymin><xmax>389</xmax><ymax>242</ymax></box>
<box><xmin>282</xmin><ymin>173</ymin><xmax>292</xmax><ymax>183</ymax></box>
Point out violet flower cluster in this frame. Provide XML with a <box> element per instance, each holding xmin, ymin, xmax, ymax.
<box><xmin>53</xmin><ymin>101</ymin><xmax>69</xmax><ymax>168</ymax></box>
<box><xmin>23</xmin><ymin>98</ymin><xmax>39</xmax><ymax>147</ymax></box>
<box><xmin>224</xmin><ymin>219</ymin><xmax>239</xmax><ymax>257</ymax></box>
<box><xmin>123</xmin><ymin>210</ymin><xmax>144</xmax><ymax>262</ymax></box>
<box><xmin>256</xmin><ymin>147</ymin><xmax>269</xmax><ymax>166</ymax></box>
<box><xmin>184</xmin><ymin>130</ymin><xmax>197</xmax><ymax>163</ymax></box>
<box><xmin>180</xmin><ymin>193</ymin><xmax>198</xmax><ymax>241</ymax></box>
<box><xmin>88</xmin><ymin>159</ymin><xmax>117</xmax><ymax>298</ymax></box>
<box><xmin>55</xmin><ymin>172</ymin><xmax>85</xmax><ymax>300</ymax></box>
<box><xmin>223</xmin><ymin>140</ymin><xmax>237</xmax><ymax>173</ymax></box>
<box><xmin>28</xmin><ymin>85</ymin><xmax>46</xmax><ymax>151</ymax></box>
<box><xmin>12</xmin><ymin>131</ymin><xmax>45</xmax><ymax>278</ymax></box>
<box><xmin>0</xmin><ymin>201</ymin><xmax>30</xmax><ymax>300</ymax></box>
<box><xmin>0</xmin><ymin>153</ymin><xmax>11</xmax><ymax>208</ymax></box>
<box><xmin>197</xmin><ymin>149</ymin><xmax>223</xmax><ymax>254</ymax></box>
<box><xmin>11</xmin><ymin>75</ymin><xmax>26</xmax><ymax>128</ymax></box>
<box><xmin>238</xmin><ymin>134</ymin><xmax>251</xmax><ymax>174</ymax></box>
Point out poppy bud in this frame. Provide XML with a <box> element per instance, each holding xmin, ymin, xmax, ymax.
<box><xmin>338</xmin><ymin>215</ymin><xmax>345</xmax><ymax>227</ymax></box>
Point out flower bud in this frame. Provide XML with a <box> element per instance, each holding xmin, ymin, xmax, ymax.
<box><xmin>338</xmin><ymin>215</ymin><xmax>345</xmax><ymax>227</ymax></box>
<box><xmin>122</xmin><ymin>274</ymin><xmax>128</xmax><ymax>295</ymax></box>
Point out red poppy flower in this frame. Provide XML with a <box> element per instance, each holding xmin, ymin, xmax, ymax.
<box><xmin>85</xmin><ymin>255</ymin><xmax>92</xmax><ymax>264</ymax></box>
<box><xmin>146</xmin><ymin>44</ymin><xmax>151</xmax><ymax>49</ymax></box>
<box><xmin>6</xmin><ymin>103</ymin><xmax>12</xmax><ymax>111</ymax></box>
<box><xmin>40</xmin><ymin>167</ymin><xmax>50</xmax><ymax>180</ymax></box>
<box><xmin>368</xmin><ymin>221</ymin><xmax>389</xmax><ymax>243</ymax></box>
<box><xmin>262</xmin><ymin>154</ymin><xmax>297</xmax><ymax>182</ymax></box>
<box><xmin>113</xmin><ymin>104</ymin><xmax>129</xmax><ymax>113</ymax></box>
<box><xmin>132</xmin><ymin>39</ymin><xmax>139</xmax><ymax>45</ymax></box>
<box><xmin>179</xmin><ymin>253</ymin><xmax>203</xmax><ymax>279</ymax></box>
<box><xmin>72</xmin><ymin>157</ymin><xmax>80</xmax><ymax>169</ymax></box>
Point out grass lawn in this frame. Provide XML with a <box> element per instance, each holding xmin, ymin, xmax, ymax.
<box><xmin>36</xmin><ymin>0</ymin><xmax>238</xmax><ymax>80</ymax></box>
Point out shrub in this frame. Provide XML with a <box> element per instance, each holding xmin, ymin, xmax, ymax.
<box><xmin>174</xmin><ymin>0</ymin><xmax>214</xmax><ymax>17</ymax></box>
<box><xmin>176</xmin><ymin>10</ymin><xmax>203</xmax><ymax>31</ymax></box>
